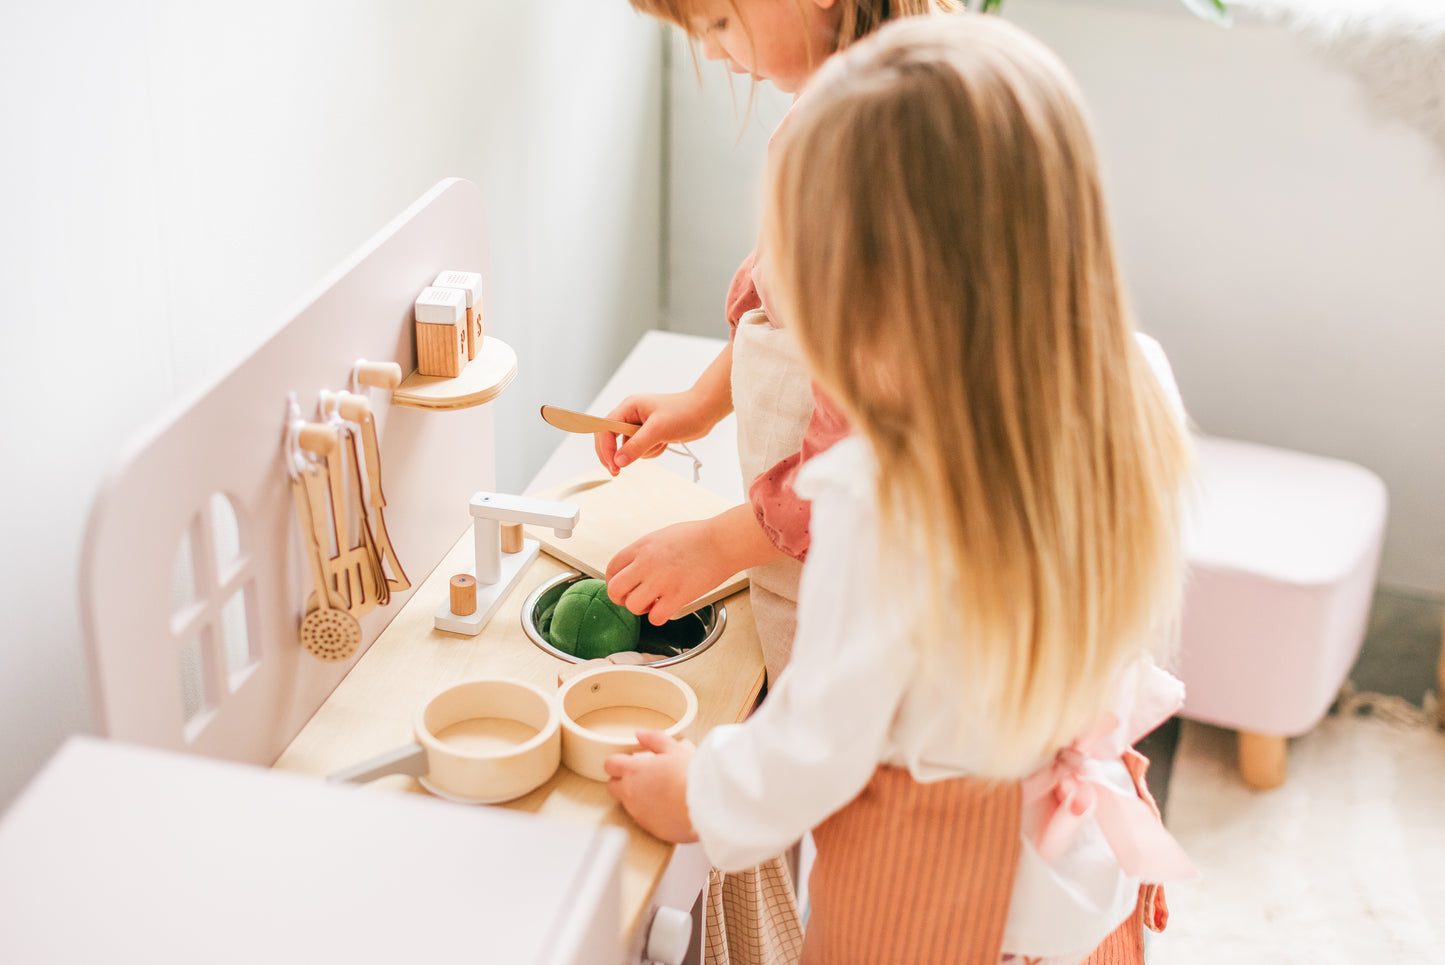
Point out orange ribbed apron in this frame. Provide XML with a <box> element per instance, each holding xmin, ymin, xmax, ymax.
<box><xmin>803</xmin><ymin>750</ymin><xmax>1168</xmax><ymax>965</ymax></box>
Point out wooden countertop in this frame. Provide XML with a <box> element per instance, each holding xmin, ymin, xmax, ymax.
<box><xmin>273</xmin><ymin>331</ymin><xmax>764</xmax><ymax>942</ymax></box>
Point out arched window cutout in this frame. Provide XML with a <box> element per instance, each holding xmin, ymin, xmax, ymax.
<box><xmin>171</xmin><ymin>526</ymin><xmax>198</xmax><ymax>616</ymax></box>
<box><xmin>221</xmin><ymin>586</ymin><xmax>257</xmax><ymax>681</ymax></box>
<box><xmin>209</xmin><ymin>492</ymin><xmax>242</xmax><ymax>577</ymax></box>
<box><xmin>172</xmin><ymin>494</ymin><xmax>256</xmax><ymax>740</ymax></box>
<box><xmin>179</xmin><ymin>632</ymin><xmax>212</xmax><ymax>728</ymax></box>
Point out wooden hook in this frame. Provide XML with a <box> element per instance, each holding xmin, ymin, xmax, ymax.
<box><xmin>335</xmin><ymin>391</ymin><xmax>372</xmax><ymax>424</ymax></box>
<box><xmin>353</xmin><ymin>360</ymin><xmax>402</xmax><ymax>391</ymax></box>
<box><xmin>297</xmin><ymin>422</ymin><xmax>337</xmax><ymax>457</ymax></box>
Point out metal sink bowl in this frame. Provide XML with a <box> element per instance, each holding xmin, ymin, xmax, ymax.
<box><xmin>520</xmin><ymin>571</ymin><xmax>726</xmax><ymax>668</ymax></box>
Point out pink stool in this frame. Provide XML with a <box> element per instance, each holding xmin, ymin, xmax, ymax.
<box><xmin>1176</xmin><ymin>436</ymin><xmax>1388</xmax><ymax>789</ymax></box>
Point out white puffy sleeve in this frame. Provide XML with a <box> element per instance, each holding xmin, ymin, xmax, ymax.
<box><xmin>686</xmin><ymin>439</ymin><xmax>912</xmax><ymax>872</ymax></box>
<box><xmin>1134</xmin><ymin>331</ymin><xmax>1188</xmax><ymax>425</ymax></box>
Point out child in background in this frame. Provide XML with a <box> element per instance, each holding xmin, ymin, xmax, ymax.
<box><xmin>607</xmin><ymin>14</ymin><xmax>1197</xmax><ymax>965</ymax></box>
<box><xmin>599</xmin><ymin>0</ymin><xmax>961</xmax><ymax>686</ymax></box>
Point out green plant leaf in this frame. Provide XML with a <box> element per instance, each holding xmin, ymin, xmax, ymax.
<box><xmin>1176</xmin><ymin>0</ymin><xmax>1233</xmax><ymax>26</ymax></box>
<box><xmin>979</xmin><ymin>0</ymin><xmax>1229</xmax><ymax>25</ymax></box>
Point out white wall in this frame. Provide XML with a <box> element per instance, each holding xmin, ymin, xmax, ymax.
<box><xmin>665</xmin><ymin>2</ymin><xmax>1445</xmax><ymax>595</ymax></box>
<box><xmin>666</xmin><ymin>37</ymin><xmax>793</xmax><ymax>333</ymax></box>
<box><xmin>0</xmin><ymin>1</ymin><xmax>663</xmax><ymax>808</ymax></box>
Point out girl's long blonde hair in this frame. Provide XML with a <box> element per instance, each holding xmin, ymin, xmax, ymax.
<box><xmin>765</xmin><ymin>14</ymin><xmax>1193</xmax><ymax>776</ymax></box>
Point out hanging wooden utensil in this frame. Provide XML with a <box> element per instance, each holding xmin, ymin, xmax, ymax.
<box><xmin>290</xmin><ymin>468</ymin><xmax>362</xmax><ymax>662</ymax></box>
<box><xmin>320</xmin><ymin>423</ymin><xmax>384</xmax><ymax>618</ymax></box>
<box><xmin>321</xmin><ymin>424</ymin><xmax>356</xmax><ymax>609</ymax></box>
<box><xmin>302</xmin><ymin>465</ymin><xmax>348</xmax><ymax>611</ymax></box>
<box><xmin>342</xmin><ymin>392</ymin><xmax>410</xmax><ymax>592</ymax></box>
<box><xmin>343</xmin><ymin>425</ymin><xmax>389</xmax><ymax>609</ymax></box>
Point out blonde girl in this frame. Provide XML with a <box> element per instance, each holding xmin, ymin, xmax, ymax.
<box><xmin>598</xmin><ymin>6</ymin><xmax>961</xmax><ymax>963</ymax></box>
<box><xmin>607</xmin><ymin>14</ymin><xmax>1198</xmax><ymax>965</ymax></box>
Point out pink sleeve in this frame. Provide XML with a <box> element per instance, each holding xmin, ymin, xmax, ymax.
<box><xmin>748</xmin><ymin>386</ymin><xmax>852</xmax><ymax>562</ymax></box>
<box><xmin>725</xmin><ymin>250</ymin><xmax>763</xmax><ymax>336</ymax></box>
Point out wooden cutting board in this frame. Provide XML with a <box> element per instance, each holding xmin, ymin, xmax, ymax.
<box><xmin>525</xmin><ymin>462</ymin><xmax>749</xmax><ymax>615</ymax></box>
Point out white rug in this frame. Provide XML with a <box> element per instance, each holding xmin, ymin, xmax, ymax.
<box><xmin>1154</xmin><ymin>695</ymin><xmax>1445</xmax><ymax>965</ymax></box>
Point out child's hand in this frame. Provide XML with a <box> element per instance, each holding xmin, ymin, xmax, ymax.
<box><xmin>594</xmin><ymin>344</ymin><xmax>736</xmax><ymax>476</ymax></box>
<box><xmin>604</xmin><ymin>729</ymin><xmax>698</xmax><ymax>844</ymax></box>
<box><xmin>607</xmin><ymin>506</ymin><xmax>786</xmax><ymax>626</ymax></box>
<box><xmin>606</xmin><ymin>518</ymin><xmax>737</xmax><ymax>626</ymax></box>
<box><xmin>594</xmin><ymin>391</ymin><xmax>715</xmax><ymax>476</ymax></box>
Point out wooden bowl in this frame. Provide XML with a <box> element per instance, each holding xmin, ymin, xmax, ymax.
<box><xmin>557</xmin><ymin>666</ymin><xmax>698</xmax><ymax>781</ymax></box>
<box><xmin>415</xmin><ymin>678</ymin><xmax>561</xmax><ymax>803</ymax></box>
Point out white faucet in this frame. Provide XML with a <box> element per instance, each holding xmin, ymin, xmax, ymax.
<box><xmin>468</xmin><ymin>492</ymin><xmax>579</xmax><ymax>586</ymax></box>
<box><xmin>436</xmin><ymin>491</ymin><xmax>580</xmax><ymax>636</ymax></box>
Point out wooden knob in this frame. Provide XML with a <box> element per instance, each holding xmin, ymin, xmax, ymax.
<box><xmin>336</xmin><ymin>391</ymin><xmax>371</xmax><ymax>423</ymax></box>
<box><xmin>355</xmin><ymin>360</ymin><xmax>403</xmax><ymax>390</ymax></box>
<box><xmin>500</xmin><ymin>522</ymin><xmax>525</xmax><ymax>554</ymax></box>
<box><xmin>449</xmin><ymin>574</ymin><xmax>477</xmax><ymax>616</ymax></box>
<box><xmin>297</xmin><ymin>423</ymin><xmax>337</xmax><ymax>456</ymax></box>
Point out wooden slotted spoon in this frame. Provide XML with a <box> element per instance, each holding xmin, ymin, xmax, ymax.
<box><xmin>322</xmin><ymin>429</ymin><xmax>369</xmax><ymax>614</ymax></box>
<box><xmin>339</xmin><ymin>425</ymin><xmax>389</xmax><ymax>613</ymax></box>
<box><xmin>340</xmin><ymin>392</ymin><xmax>409</xmax><ymax>592</ymax></box>
<box><xmin>291</xmin><ymin>467</ymin><xmax>361</xmax><ymax>661</ymax></box>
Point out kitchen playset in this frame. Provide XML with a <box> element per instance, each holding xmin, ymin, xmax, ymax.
<box><xmin>0</xmin><ymin>179</ymin><xmax>766</xmax><ymax>964</ymax></box>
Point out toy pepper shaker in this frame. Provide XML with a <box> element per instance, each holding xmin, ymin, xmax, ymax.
<box><xmin>413</xmin><ymin>286</ymin><xmax>468</xmax><ymax>378</ymax></box>
<box><xmin>432</xmin><ymin>270</ymin><xmax>484</xmax><ymax>360</ymax></box>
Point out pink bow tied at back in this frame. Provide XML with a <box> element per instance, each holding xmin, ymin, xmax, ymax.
<box><xmin>1020</xmin><ymin>698</ymin><xmax>1198</xmax><ymax>883</ymax></box>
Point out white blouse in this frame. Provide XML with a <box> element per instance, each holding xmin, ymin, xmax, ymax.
<box><xmin>686</xmin><ymin>334</ymin><xmax>1188</xmax><ymax>961</ymax></box>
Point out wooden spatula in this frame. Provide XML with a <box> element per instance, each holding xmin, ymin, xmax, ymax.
<box><xmin>540</xmin><ymin>405</ymin><xmax>640</xmax><ymax>437</ymax></box>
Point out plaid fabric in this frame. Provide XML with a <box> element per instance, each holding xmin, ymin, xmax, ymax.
<box><xmin>704</xmin><ymin>856</ymin><xmax>805</xmax><ymax>965</ymax></box>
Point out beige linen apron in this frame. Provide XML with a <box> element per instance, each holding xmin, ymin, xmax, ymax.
<box><xmin>729</xmin><ymin>307</ymin><xmax>814</xmax><ymax>684</ymax></box>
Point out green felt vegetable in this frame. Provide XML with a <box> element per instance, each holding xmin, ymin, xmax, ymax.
<box><xmin>545</xmin><ymin>579</ymin><xmax>641</xmax><ymax>659</ymax></box>
<box><xmin>536</xmin><ymin>598</ymin><xmax>558</xmax><ymax>639</ymax></box>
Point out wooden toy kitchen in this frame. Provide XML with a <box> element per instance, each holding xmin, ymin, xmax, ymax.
<box><xmin>0</xmin><ymin>179</ymin><xmax>766</xmax><ymax>965</ymax></box>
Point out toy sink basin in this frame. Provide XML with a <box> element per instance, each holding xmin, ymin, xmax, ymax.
<box><xmin>520</xmin><ymin>571</ymin><xmax>726</xmax><ymax>668</ymax></box>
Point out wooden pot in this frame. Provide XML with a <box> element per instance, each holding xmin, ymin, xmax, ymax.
<box><xmin>557</xmin><ymin>666</ymin><xmax>698</xmax><ymax>782</ymax></box>
<box><xmin>330</xmin><ymin>678</ymin><xmax>561</xmax><ymax>804</ymax></box>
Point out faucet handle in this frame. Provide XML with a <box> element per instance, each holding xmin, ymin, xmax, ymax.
<box><xmin>468</xmin><ymin>492</ymin><xmax>580</xmax><ymax>537</ymax></box>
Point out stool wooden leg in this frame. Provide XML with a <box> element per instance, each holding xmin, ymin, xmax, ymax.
<box><xmin>1237</xmin><ymin>731</ymin><xmax>1287</xmax><ymax>790</ymax></box>
<box><xmin>1437</xmin><ymin>615</ymin><xmax>1445</xmax><ymax>726</ymax></box>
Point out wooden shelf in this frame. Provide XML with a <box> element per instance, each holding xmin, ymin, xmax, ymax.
<box><xmin>391</xmin><ymin>335</ymin><xmax>517</xmax><ymax>411</ymax></box>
